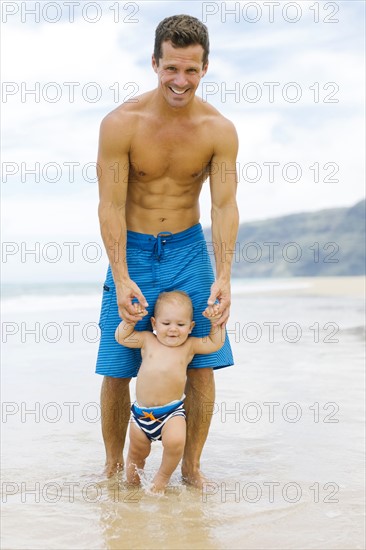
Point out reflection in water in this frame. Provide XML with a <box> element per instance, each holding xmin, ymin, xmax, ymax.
<box><xmin>1</xmin><ymin>288</ymin><xmax>365</xmax><ymax>549</ymax></box>
<box><xmin>99</xmin><ymin>473</ymin><xmax>220</xmax><ymax>550</ymax></box>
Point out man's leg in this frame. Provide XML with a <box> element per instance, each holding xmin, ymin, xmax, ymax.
<box><xmin>101</xmin><ymin>375</ymin><xmax>131</xmax><ymax>477</ymax></box>
<box><xmin>182</xmin><ymin>367</ymin><xmax>215</xmax><ymax>488</ymax></box>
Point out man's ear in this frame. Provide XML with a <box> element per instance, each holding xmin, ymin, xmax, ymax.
<box><xmin>201</xmin><ymin>62</ymin><xmax>209</xmax><ymax>78</ymax></box>
<box><xmin>152</xmin><ymin>54</ymin><xmax>158</xmax><ymax>73</ymax></box>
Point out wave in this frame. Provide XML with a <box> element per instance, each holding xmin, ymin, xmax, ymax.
<box><xmin>231</xmin><ymin>279</ymin><xmax>311</xmax><ymax>295</ymax></box>
<box><xmin>339</xmin><ymin>326</ymin><xmax>366</xmax><ymax>339</ymax></box>
<box><xmin>1</xmin><ymin>292</ymin><xmax>101</xmax><ymax>314</ymax></box>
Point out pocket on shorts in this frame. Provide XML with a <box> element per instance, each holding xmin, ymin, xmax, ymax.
<box><xmin>98</xmin><ymin>284</ymin><xmax>113</xmax><ymax>330</ymax></box>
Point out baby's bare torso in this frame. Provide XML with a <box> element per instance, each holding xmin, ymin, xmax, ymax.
<box><xmin>136</xmin><ymin>334</ymin><xmax>194</xmax><ymax>407</ymax></box>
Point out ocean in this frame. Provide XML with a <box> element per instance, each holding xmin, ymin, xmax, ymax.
<box><xmin>1</xmin><ymin>277</ymin><xmax>365</xmax><ymax>549</ymax></box>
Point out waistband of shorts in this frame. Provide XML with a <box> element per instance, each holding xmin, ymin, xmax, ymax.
<box><xmin>132</xmin><ymin>398</ymin><xmax>185</xmax><ymax>417</ymax></box>
<box><xmin>126</xmin><ymin>223</ymin><xmax>204</xmax><ymax>250</ymax></box>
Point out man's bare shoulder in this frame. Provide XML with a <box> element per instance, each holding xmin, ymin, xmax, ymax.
<box><xmin>197</xmin><ymin>99</ymin><xmax>238</xmax><ymax>151</ymax></box>
<box><xmin>197</xmin><ymin>98</ymin><xmax>237</xmax><ymax>133</ymax></box>
<box><xmin>100</xmin><ymin>91</ymin><xmax>154</xmax><ymax>132</ymax></box>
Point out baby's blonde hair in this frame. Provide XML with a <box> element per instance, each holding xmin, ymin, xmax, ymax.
<box><xmin>154</xmin><ymin>290</ymin><xmax>193</xmax><ymax>319</ymax></box>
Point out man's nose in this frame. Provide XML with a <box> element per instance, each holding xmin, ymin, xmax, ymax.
<box><xmin>173</xmin><ymin>73</ymin><xmax>188</xmax><ymax>88</ymax></box>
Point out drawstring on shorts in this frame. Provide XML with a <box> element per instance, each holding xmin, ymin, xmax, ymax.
<box><xmin>151</xmin><ymin>232</ymin><xmax>173</xmax><ymax>282</ymax></box>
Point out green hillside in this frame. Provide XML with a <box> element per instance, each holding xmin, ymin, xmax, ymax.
<box><xmin>204</xmin><ymin>199</ymin><xmax>365</xmax><ymax>277</ymax></box>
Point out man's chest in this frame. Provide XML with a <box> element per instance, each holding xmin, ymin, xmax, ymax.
<box><xmin>129</xmin><ymin>123</ymin><xmax>214</xmax><ymax>181</ymax></box>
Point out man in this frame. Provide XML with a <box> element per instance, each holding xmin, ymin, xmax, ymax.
<box><xmin>96</xmin><ymin>14</ymin><xmax>239</xmax><ymax>487</ymax></box>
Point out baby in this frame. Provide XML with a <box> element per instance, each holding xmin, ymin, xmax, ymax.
<box><xmin>115</xmin><ymin>290</ymin><xmax>225</xmax><ymax>493</ymax></box>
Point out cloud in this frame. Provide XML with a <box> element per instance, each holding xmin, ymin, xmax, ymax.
<box><xmin>1</xmin><ymin>0</ymin><xmax>364</xmax><ymax>281</ymax></box>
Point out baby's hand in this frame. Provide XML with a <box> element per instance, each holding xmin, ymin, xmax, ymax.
<box><xmin>132</xmin><ymin>303</ymin><xmax>148</xmax><ymax>320</ymax></box>
<box><xmin>202</xmin><ymin>303</ymin><xmax>221</xmax><ymax>322</ymax></box>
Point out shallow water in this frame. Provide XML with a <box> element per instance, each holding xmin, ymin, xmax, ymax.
<box><xmin>1</xmin><ymin>279</ymin><xmax>365</xmax><ymax>549</ymax></box>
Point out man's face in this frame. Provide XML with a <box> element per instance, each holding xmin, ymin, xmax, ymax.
<box><xmin>152</xmin><ymin>41</ymin><xmax>208</xmax><ymax>108</ymax></box>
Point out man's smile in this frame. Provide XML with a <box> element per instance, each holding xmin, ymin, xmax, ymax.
<box><xmin>169</xmin><ymin>87</ymin><xmax>189</xmax><ymax>95</ymax></box>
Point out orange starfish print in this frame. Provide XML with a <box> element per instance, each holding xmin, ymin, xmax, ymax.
<box><xmin>141</xmin><ymin>411</ymin><xmax>162</xmax><ymax>422</ymax></box>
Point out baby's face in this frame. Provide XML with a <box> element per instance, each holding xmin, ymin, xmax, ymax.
<box><xmin>151</xmin><ymin>301</ymin><xmax>195</xmax><ymax>347</ymax></box>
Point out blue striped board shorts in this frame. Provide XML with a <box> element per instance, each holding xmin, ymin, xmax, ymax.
<box><xmin>95</xmin><ymin>223</ymin><xmax>234</xmax><ymax>378</ymax></box>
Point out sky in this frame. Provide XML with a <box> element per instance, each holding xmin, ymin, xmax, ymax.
<box><xmin>1</xmin><ymin>0</ymin><xmax>365</xmax><ymax>282</ymax></box>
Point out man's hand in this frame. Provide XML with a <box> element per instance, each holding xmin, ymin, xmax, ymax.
<box><xmin>116</xmin><ymin>279</ymin><xmax>149</xmax><ymax>322</ymax></box>
<box><xmin>206</xmin><ymin>280</ymin><xmax>231</xmax><ymax>326</ymax></box>
<box><xmin>202</xmin><ymin>303</ymin><xmax>221</xmax><ymax>323</ymax></box>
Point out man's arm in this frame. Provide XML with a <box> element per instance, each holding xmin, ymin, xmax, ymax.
<box><xmin>97</xmin><ymin>111</ymin><xmax>148</xmax><ymax>322</ymax></box>
<box><xmin>208</xmin><ymin>117</ymin><xmax>239</xmax><ymax>325</ymax></box>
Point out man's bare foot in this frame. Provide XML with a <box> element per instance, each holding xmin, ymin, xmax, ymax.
<box><xmin>181</xmin><ymin>468</ymin><xmax>209</xmax><ymax>489</ymax></box>
<box><xmin>103</xmin><ymin>461</ymin><xmax>124</xmax><ymax>478</ymax></box>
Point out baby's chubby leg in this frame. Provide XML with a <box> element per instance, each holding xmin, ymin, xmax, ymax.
<box><xmin>126</xmin><ymin>421</ymin><xmax>151</xmax><ymax>484</ymax></box>
<box><xmin>151</xmin><ymin>416</ymin><xmax>186</xmax><ymax>493</ymax></box>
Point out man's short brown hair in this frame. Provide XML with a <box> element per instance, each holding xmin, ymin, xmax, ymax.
<box><xmin>154</xmin><ymin>14</ymin><xmax>209</xmax><ymax>67</ymax></box>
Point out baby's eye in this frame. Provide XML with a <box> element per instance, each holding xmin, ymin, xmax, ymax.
<box><xmin>178</xmin><ymin>323</ymin><xmax>185</xmax><ymax>327</ymax></box>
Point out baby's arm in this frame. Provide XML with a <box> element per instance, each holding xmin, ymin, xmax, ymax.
<box><xmin>115</xmin><ymin>304</ymin><xmax>148</xmax><ymax>349</ymax></box>
<box><xmin>190</xmin><ymin>305</ymin><xmax>226</xmax><ymax>355</ymax></box>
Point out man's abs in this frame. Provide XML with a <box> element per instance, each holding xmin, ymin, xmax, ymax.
<box><xmin>125</xmin><ymin>166</ymin><xmax>207</xmax><ymax>235</ymax></box>
<box><xmin>126</xmin><ymin>199</ymin><xmax>201</xmax><ymax>235</ymax></box>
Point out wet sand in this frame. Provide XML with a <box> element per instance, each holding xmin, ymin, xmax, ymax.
<box><xmin>1</xmin><ymin>277</ymin><xmax>365</xmax><ymax>549</ymax></box>
<box><xmin>232</xmin><ymin>276</ymin><xmax>365</xmax><ymax>298</ymax></box>
<box><xmin>273</xmin><ymin>276</ymin><xmax>365</xmax><ymax>297</ymax></box>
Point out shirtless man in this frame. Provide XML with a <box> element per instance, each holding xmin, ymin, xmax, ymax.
<box><xmin>96</xmin><ymin>14</ymin><xmax>239</xmax><ymax>487</ymax></box>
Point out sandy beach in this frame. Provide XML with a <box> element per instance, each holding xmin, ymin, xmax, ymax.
<box><xmin>231</xmin><ymin>276</ymin><xmax>366</xmax><ymax>298</ymax></box>
<box><xmin>270</xmin><ymin>276</ymin><xmax>365</xmax><ymax>297</ymax></box>
<box><xmin>1</xmin><ymin>276</ymin><xmax>365</xmax><ymax>549</ymax></box>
